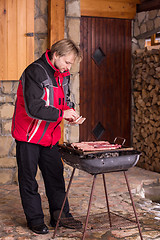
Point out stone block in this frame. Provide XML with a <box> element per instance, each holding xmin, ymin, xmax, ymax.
<box><xmin>132</xmin><ymin>42</ymin><xmax>139</xmax><ymax>54</ymax></box>
<box><xmin>67</xmin><ymin>18</ymin><xmax>80</xmax><ymax>45</ymax></box>
<box><xmin>34</xmin><ymin>0</ymin><xmax>39</xmax><ymax>17</ymax></box>
<box><xmin>0</xmin><ymin>157</ymin><xmax>17</xmax><ymax>168</ymax></box>
<box><xmin>148</xmin><ymin>10</ymin><xmax>158</xmax><ymax>20</ymax></box>
<box><xmin>35</xmin><ymin>17</ymin><xmax>47</xmax><ymax>34</ymax></box>
<box><xmin>137</xmin><ymin>12</ymin><xmax>146</xmax><ymax>25</ymax></box>
<box><xmin>69</xmin><ymin>124</ymin><xmax>79</xmax><ymax>143</ymax></box>
<box><xmin>10</xmin><ymin>140</ymin><xmax>16</xmax><ymax>157</ymax></box>
<box><xmin>14</xmin><ymin>95</ymin><xmax>17</xmax><ymax>103</ymax></box>
<box><xmin>154</xmin><ymin>17</ymin><xmax>160</xmax><ymax>29</ymax></box>
<box><xmin>0</xmin><ymin>103</ymin><xmax>14</xmax><ymax>119</ymax></box>
<box><xmin>70</xmin><ymin>58</ymin><xmax>80</xmax><ymax>74</ymax></box>
<box><xmin>13</xmin><ymin>168</ymin><xmax>18</xmax><ymax>184</ymax></box>
<box><xmin>1</xmin><ymin>82</ymin><xmax>12</xmax><ymax>94</ymax></box>
<box><xmin>140</xmin><ymin>23</ymin><xmax>146</xmax><ymax>34</ymax></box>
<box><xmin>34</xmin><ymin>37</ymin><xmax>48</xmax><ymax>59</ymax></box>
<box><xmin>66</xmin><ymin>0</ymin><xmax>80</xmax><ymax>17</ymax></box>
<box><xmin>40</xmin><ymin>38</ymin><xmax>48</xmax><ymax>53</ymax></box>
<box><xmin>138</xmin><ymin>39</ymin><xmax>145</xmax><ymax>49</ymax></box>
<box><xmin>40</xmin><ymin>0</ymin><xmax>48</xmax><ymax>16</ymax></box>
<box><xmin>41</xmin><ymin>38</ymin><xmax>48</xmax><ymax>52</ymax></box>
<box><xmin>74</xmin><ymin>103</ymin><xmax>79</xmax><ymax>114</ymax></box>
<box><xmin>0</xmin><ymin>136</ymin><xmax>13</xmax><ymax>157</ymax></box>
<box><xmin>0</xmin><ymin>169</ymin><xmax>13</xmax><ymax>184</ymax></box>
<box><xmin>34</xmin><ymin>37</ymin><xmax>40</xmax><ymax>54</ymax></box>
<box><xmin>146</xmin><ymin>20</ymin><xmax>154</xmax><ymax>31</ymax></box>
<box><xmin>133</xmin><ymin>21</ymin><xmax>140</xmax><ymax>37</ymax></box>
<box><xmin>0</xmin><ymin>95</ymin><xmax>14</xmax><ymax>103</ymax></box>
<box><xmin>12</xmin><ymin>81</ymin><xmax>19</xmax><ymax>94</ymax></box>
<box><xmin>70</xmin><ymin>73</ymin><xmax>79</xmax><ymax>105</ymax></box>
<box><xmin>2</xmin><ymin>120</ymin><xmax>12</xmax><ymax>135</ymax></box>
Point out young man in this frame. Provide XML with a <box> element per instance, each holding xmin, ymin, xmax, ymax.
<box><xmin>12</xmin><ymin>39</ymin><xmax>82</xmax><ymax>234</ymax></box>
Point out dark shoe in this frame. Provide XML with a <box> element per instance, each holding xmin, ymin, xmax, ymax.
<box><xmin>50</xmin><ymin>210</ymin><xmax>82</xmax><ymax>229</ymax></box>
<box><xmin>29</xmin><ymin>223</ymin><xmax>49</xmax><ymax>234</ymax></box>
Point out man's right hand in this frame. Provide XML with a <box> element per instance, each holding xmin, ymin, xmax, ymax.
<box><xmin>63</xmin><ymin>109</ymin><xmax>79</xmax><ymax>122</ymax></box>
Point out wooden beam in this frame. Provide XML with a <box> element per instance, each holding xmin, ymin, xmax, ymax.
<box><xmin>48</xmin><ymin>0</ymin><xmax>65</xmax><ymax>48</ymax></box>
<box><xmin>151</xmin><ymin>34</ymin><xmax>156</xmax><ymax>45</ymax></box>
<box><xmin>81</xmin><ymin>0</ymin><xmax>138</xmax><ymax>19</ymax></box>
<box><xmin>48</xmin><ymin>0</ymin><xmax>65</xmax><ymax>143</ymax></box>
<box><xmin>137</xmin><ymin>0</ymin><xmax>160</xmax><ymax>12</ymax></box>
<box><xmin>106</xmin><ymin>0</ymin><xmax>140</xmax><ymax>3</ymax></box>
<box><xmin>136</xmin><ymin>26</ymin><xmax>160</xmax><ymax>40</ymax></box>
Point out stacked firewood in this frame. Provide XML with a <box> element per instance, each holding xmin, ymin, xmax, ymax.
<box><xmin>132</xmin><ymin>48</ymin><xmax>160</xmax><ymax>172</ymax></box>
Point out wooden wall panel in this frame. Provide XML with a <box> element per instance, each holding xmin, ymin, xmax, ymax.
<box><xmin>26</xmin><ymin>0</ymin><xmax>34</xmax><ymax>66</ymax></box>
<box><xmin>81</xmin><ymin>0</ymin><xmax>140</xmax><ymax>19</ymax></box>
<box><xmin>80</xmin><ymin>17</ymin><xmax>132</xmax><ymax>145</ymax></box>
<box><xmin>0</xmin><ymin>0</ymin><xmax>8</xmax><ymax>80</ymax></box>
<box><xmin>0</xmin><ymin>0</ymin><xmax>34</xmax><ymax>81</ymax></box>
<box><xmin>17</xmin><ymin>0</ymin><xmax>27</xmax><ymax>78</ymax></box>
<box><xmin>7</xmin><ymin>0</ymin><xmax>17</xmax><ymax>80</ymax></box>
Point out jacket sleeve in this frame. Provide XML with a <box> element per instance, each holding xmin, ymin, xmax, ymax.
<box><xmin>62</xmin><ymin>76</ymin><xmax>75</xmax><ymax>110</ymax></box>
<box><xmin>22</xmin><ymin>64</ymin><xmax>63</xmax><ymax>122</ymax></box>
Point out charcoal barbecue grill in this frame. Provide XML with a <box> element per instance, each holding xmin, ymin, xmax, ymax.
<box><xmin>53</xmin><ymin>140</ymin><xmax>143</xmax><ymax>240</ymax></box>
<box><xmin>58</xmin><ymin>143</ymin><xmax>140</xmax><ymax>174</ymax></box>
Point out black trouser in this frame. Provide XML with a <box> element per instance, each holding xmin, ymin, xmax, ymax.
<box><xmin>16</xmin><ymin>140</ymin><xmax>69</xmax><ymax>227</ymax></box>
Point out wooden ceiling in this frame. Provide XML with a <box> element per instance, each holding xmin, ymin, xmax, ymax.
<box><xmin>137</xmin><ymin>0</ymin><xmax>160</xmax><ymax>12</ymax></box>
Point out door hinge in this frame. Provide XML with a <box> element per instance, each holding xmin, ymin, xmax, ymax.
<box><xmin>25</xmin><ymin>32</ymin><xmax>48</xmax><ymax>37</ymax></box>
<box><xmin>25</xmin><ymin>32</ymin><xmax>34</xmax><ymax>37</ymax></box>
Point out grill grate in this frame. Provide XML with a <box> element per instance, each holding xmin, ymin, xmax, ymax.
<box><xmin>53</xmin><ymin>212</ymin><xmax>137</xmax><ymax>238</ymax></box>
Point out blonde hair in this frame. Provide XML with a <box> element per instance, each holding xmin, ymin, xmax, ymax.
<box><xmin>50</xmin><ymin>39</ymin><xmax>81</xmax><ymax>60</ymax></box>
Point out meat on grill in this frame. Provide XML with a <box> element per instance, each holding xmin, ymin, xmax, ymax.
<box><xmin>71</xmin><ymin>141</ymin><xmax>121</xmax><ymax>152</ymax></box>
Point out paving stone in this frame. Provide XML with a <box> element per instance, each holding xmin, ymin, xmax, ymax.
<box><xmin>0</xmin><ymin>167</ymin><xmax>160</xmax><ymax>239</ymax></box>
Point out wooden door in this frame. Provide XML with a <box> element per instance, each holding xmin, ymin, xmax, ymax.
<box><xmin>80</xmin><ymin>17</ymin><xmax>131</xmax><ymax>145</ymax></box>
<box><xmin>0</xmin><ymin>0</ymin><xmax>34</xmax><ymax>81</ymax></box>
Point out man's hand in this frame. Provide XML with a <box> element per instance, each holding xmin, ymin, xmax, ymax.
<box><xmin>63</xmin><ymin>109</ymin><xmax>79</xmax><ymax>122</ymax></box>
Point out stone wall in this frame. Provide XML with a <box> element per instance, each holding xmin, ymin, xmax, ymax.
<box><xmin>34</xmin><ymin>0</ymin><xmax>48</xmax><ymax>60</ymax></box>
<box><xmin>132</xmin><ymin>9</ymin><xmax>160</xmax><ymax>52</ymax></box>
<box><xmin>0</xmin><ymin>81</ymin><xmax>18</xmax><ymax>184</ymax></box>
<box><xmin>64</xmin><ymin>0</ymin><xmax>80</xmax><ymax>143</ymax></box>
<box><xmin>0</xmin><ymin>0</ymin><xmax>81</xmax><ymax>184</ymax></box>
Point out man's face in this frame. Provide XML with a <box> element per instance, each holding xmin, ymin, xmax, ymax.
<box><xmin>53</xmin><ymin>52</ymin><xmax>76</xmax><ymax>73</ymax></box>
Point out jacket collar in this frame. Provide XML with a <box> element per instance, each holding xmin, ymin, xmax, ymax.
<box><xmin>45</xmin><ymin>49</ymin><xmax>70</xmax><ymax>78</ymax></box>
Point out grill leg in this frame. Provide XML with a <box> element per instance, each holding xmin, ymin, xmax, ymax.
<box><xmin>53</xmin><ymin>167</ymin><xmax>76</xmax><ymax>239</ymax></box>
<box><xmin>102</xmin><ymin>174</ymin><xmax>112</xmax><ymax>228</ymax></box>
<box><xmin>123</xmin><ymin>171</ymin><xmax>143</xmax><ymax>240</ymax></box>
<box><xmin>82</xmin><ymin>174</ymin><xmax>97</xmax><ymax>240</ymax></box>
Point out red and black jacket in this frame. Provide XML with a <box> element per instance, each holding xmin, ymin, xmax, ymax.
<box><xmin>12</xmin><ymin>50</ymin><xmax>74</xmax><ymax>147</ymax></box>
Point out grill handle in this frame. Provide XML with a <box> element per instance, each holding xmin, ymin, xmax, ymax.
<box><xmin>114</xmin><ymin>137</ymin><xmax>126</xmax><ymax>146</ymax></box>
